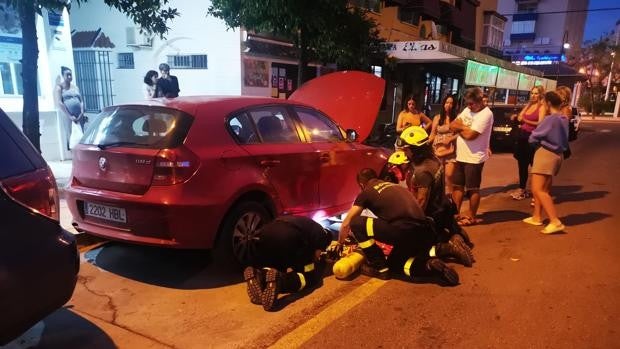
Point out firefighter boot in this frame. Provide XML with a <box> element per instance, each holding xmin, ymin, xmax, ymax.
<box><xmin>360</xmin><ymin>245</ymin><xmax>390</xmax><ymax>280</ymax></box>
<box><xmin>244</xmin><ymin>266</ymin><xmax>265</xmax><ymax>305</ymax></box>
<box><xmin>426</xmin><ymin>258</ymin><xmax>459</xmax><ymax>286</ymax></box>
<box><xmin>434</xmin><ymin>235</ymin><xmax>474</xmax><ymax>267</ymax></box>
<box><xmin>261</xmin><ymin>268</ymin><xmax>282</xmax><ymax>311</ymax></box>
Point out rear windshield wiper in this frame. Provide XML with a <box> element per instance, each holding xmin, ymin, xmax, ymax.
<box><xmin>96</xmin><ymin>141</ymin><xmax>151</xmax><ymax>150</ymax></box>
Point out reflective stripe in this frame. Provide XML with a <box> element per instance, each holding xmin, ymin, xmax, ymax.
<box><xmin>366</xmin><ymin>217</ymin><xmax>374</xmax><ymax>237</ymax></box>
<box><xmin>304</xmin><ymin>263</ymin><xmax>315</xmax><ymax>273</ymax></box>
<box><xmin>403</xmin><ymin>257</ymin><xmax>415</xmax><ymax>277</ymax></box>
<box><xmin>358</xmin><ymin>238</ymin><xmax>375</xmax><ymax>249</ymax></box>
<box><xmin>297</xmin><ymin>273</ymin><xmax>306</xmax><ymax>290</ymax></box>
<box><xmin>429</xmin><ymin>245</ymin><xmax>436</xmax><ymax>257</ymax></box>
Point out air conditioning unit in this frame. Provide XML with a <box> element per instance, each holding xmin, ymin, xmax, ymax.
<box><xmin>126</xmin><ymin>27</ymin><xmax>153</xmax><ymax>47</ymax></box>
<box><xmin>419</xmin><ymin>20</ymin><xmax>438</xmax><ymax>40</ymax></box>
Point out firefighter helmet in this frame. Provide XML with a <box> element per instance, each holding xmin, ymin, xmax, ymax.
<box><xmin>399</xmin><ymin>126</ymin><xmax>429</xmax><ymax>147</ymax></box>
<box><xmin>388</xmin><ymin>150</ymin><xmax>409</xmax><ymax>165</ymax></box>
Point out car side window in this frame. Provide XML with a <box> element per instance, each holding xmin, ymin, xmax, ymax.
<box><xmin>228</xmin><ymin>112</ymin><xmax>259</xmax><ymax>144</ymax></box>
<box><xmin>294</xmin><ymin>107</ymin><xmax>343</xmax><ymax>142</ymax></box>
<box><xmin>247</xmin><ymin>107</ymin><xmax>300</xmax><ymax>143</ymax></box>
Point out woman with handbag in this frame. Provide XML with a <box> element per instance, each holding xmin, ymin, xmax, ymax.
<box><xmin>429</xmin><ymin>94</ymin><xmax>458</xmax><ymax>196</ymax></box>
<box><xmin>510</xmin><ymin>85</ymin><xmax>547</xmax><ymax>201</ymax></box>
<box><xmin>524</xmin><ymin>91</ymin><xmax>569</xmax><ymax>234</ymax></box>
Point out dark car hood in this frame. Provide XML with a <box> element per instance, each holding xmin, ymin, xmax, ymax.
<box><xmin>289</xmin><ymin>71</ymin><xmax>385</xmax><ymax>142</ymax></box>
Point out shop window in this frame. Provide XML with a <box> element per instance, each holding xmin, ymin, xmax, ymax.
<box><xmin>117</xmin><ymin>52</ymin><xmax>135</xmax><ymax>69</ymax></box>
<box><xmin>294</xmin><ymin>107</ymin><xmax>343</xmax><ymax>143</ymax></box>
<box><xmin>167</xmin><ymin>54</ymin><xmax>208</xmax><ymax>69</ymax></box>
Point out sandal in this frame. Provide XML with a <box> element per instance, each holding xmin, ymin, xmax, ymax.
<box><xmin>457</xmin><ymin>216</ymin><xmax>474</xmax><ymax>226</ymax></box>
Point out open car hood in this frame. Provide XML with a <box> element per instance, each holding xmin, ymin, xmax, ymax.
<box><xmin>289</xmin><ymin>71</ymin><xmax>385</xmax><ymax>142</ymax></box>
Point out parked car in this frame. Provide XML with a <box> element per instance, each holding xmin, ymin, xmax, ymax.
<box><xmin>489</xmin><ymin>104</ymin><xmax>521</xmax><ymax>150</ymax></box>
<box><xmin>65</xmin><ymin>71</ymin><xmax>388</xmax><ymax>264</ymax></box>
<box><xmin>0</xmin><ymin>109</ymin><xmax>79</xmax><ymax>345</ymax></box>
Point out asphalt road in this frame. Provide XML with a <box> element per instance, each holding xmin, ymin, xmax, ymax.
<box><xmin>3</xmin><ymin>120</ymin><xmax>619</xmax><ymax>349</ymax></box>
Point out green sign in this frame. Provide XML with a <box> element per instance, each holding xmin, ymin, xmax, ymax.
<box><xmin>496</xmin><ymin>68</ymin><xmax>520</xmax><ymax>89</ymax></box>
<box><xmin>517</xmin><ymin>73</ymin><xmax>537</xmax><ymax>91</ymax></box>
<box><xmin>465</xmin><ymin>60</ymin><xmax>498</xmax><ymax>87</ymax></box>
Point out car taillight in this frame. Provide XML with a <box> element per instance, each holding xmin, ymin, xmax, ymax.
<box><xmin>151</xmin><ymin>147</ymin><xmax>200</xmax><ymax>186</ymax></box>
<box><xmin>0</xmin><ymin>166</ymin><xmax>60</xmax><ymax>221</ymax></box>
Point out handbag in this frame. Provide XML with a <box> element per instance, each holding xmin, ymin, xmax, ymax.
<box><xmin>433</xmin><ymin>139</ymin><xmax>455</xmax><ymax>157</ymax></box>
<box><xmin>563</xmin><ymin>145</ymin><xmax>571</xmax><ymax>159</ymax></box>
<box><xmin>69</xmin><ymin>122</ymin><xmax>83</xmax><ymax>149</ymax></box>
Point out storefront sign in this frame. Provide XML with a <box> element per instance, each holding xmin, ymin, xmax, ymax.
<box><xmin>384</xmin><ymin>40</ymin><xmax>460</xmax><ymax>61</ymax></box>
<box><xmin>465</xmin><ymin>60</ymin><xmax>498</xmax><ymax>87</ymax></box>
<box><xmin>512</xmin><ymin>54</ymin><xmax>562</xmax><ymax>66</ymax></box>
<box><xmin>545</xmin><ymin>79</ymin><xmax>557</xmax><ymax>91</ymax></box>
<box><xmin>517</xmin><ymin>73</ymin><xmax>537</xmax><ymax>91</ymax></box>
<box><xmin>496</xmin><ymin>67</ymin><xmax>519</xmax><ymax>89</ymax></box>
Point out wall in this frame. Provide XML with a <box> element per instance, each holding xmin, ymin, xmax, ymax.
<box><xmin>0</xmin><ymin>5</ymin><xmax>76</xmax><ymax>161</ymax></box>
<box><xmin>69</xmin><ymin>0</ymin><xmax>242</xmax><ymax>105</ymax></box>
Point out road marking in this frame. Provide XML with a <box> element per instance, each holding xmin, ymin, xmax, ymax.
<box><xmin>269</xmin><ymin>278</ymin><xmax>387</xmax><ymax>348</ymax></box>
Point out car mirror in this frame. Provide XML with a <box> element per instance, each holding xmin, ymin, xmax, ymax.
<box><xmin>345</xmin><ymin>129</ymin><xmax>358</xmax><ymax>142</ymax></box>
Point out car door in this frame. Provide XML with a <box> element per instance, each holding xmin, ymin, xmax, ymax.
<box><xmin>234</xmin><ymin>105</ymin><xmax>320</xmax><ymax>214</ymax></box>
<box><xmin>292</xmin><ymin>106</ymin><xmax>373</xmax><ymax>212</ymax></box>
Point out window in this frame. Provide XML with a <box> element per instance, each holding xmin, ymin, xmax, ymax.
<box><xmin>73</xmin><ymin>50</ymin><xmax>114</xmax><ymax>113</ymax></box>
<box><xmin>350</xmin><ymin>0</ymin><xmax>380</xmax><ymax>12</ymax></box>
<box><xmin>511</xmin><ymin>20</ymin><xmax>535</xmax><ymax>34</ymax></box>
<box><xmin>294</xmin><ymin>107</ymin><xmax>343</xmax><ymax>143</ymax></box>
<box><xmin>167</xmin><ymin>54</ymin><xmax>208</xmax><ymax>69</ymax></box>
<box><xmin>117</xmin><ymin>53</ymin><xmax>135</xmax><ymax>69</ymax></box>
<box><xmin>228</xmin><ymin>112</ymin><xmax>259</xmax><ymax>144</ymax></box>
<box><xmin>398</xmin><ymin>8</ymin><xmax>421</xmax><ymax>26</ymax></box>
<box><xmin>0</xmin><ymin>62</ymin><xmax>23</xmax><ymax>96</ymax></box>
<box><xmin>517</xmin><ymin>3</ymin><xmax>537</xmax><ymax>13</ymax></box>
<box><xmin>371</xmin><ymin>65</ymin><xmax>382</xmax><ymax>78</ymax></box>
<box><xmin>247</xmin><ymin>107</ymin><xmax>299</xmax><ymax>143</ymax></box>
<box><xmin>483</xmin><ymin>13</ymin><xmax>506</xmax><ymax>50</ymax></box>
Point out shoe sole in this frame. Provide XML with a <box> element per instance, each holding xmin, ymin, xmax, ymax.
<box><xmin>262</xmin><ymin>269</ymin><xmax>279</xmax><ymax>311</ymax></box>
<box><xmin>449</xmin><ymin>235</ymin><xmax>475</xmax><ymax>267</ymax></box>
<box><xmin>427</xmin><ymin>259</ymin><xmax>459</xmax><ymax>286</ymax></box>
<box><xmin>244</xmin><ymin>267</ymin><xmax>262</xmax><ymax>305</ymax></box>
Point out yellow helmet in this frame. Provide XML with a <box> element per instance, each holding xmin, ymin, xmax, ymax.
<box><xmin>388</xmin><ymin>150</ymin><xmax>409</xmax><ymax>165</ymax></box>
<box><xmin>399</xmin><ymin>126</ymin><xmax>429</xmax><ymax>147</ymax></box>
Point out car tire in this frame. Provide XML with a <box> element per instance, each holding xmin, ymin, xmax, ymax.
<box><xmin>218</xmin><ymin>201</ymin><xmax>272</xmax><ymax>266</ymax></box>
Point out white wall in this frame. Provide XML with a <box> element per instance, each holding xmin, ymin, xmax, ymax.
<box><xmin>70</xmin><ymin>0</ymin><xmax>242</xmax><ymax>104</ymax></box>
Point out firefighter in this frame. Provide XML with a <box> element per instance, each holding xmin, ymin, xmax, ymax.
<box><xmin>338</xmin><ymin>168</ymin><xmax>469</xmax><ymax>285</ymax></box>
<box><xmin>243</xmin><ymin>215</ymin><xmax>332</xmax><ymax>311</ymax></box>
<box><xmin>384</xmin><ymin>149</ymin><xmax>413</xmax><ymax>188</ymax></box>
<box><xmin>398</xmin><ymin>126</ymin><xmax>475</xmax><ymax>261</ymax></box>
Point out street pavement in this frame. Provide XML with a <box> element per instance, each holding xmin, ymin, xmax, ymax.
<box><xmin>4</xmin><ymin>119</ymin><xmax>619</xmax><ymax>348</ymax></box>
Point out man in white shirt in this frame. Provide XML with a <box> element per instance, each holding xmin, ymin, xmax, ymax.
<box><xmin>449</xmin><ymin>87</ymin><xmax>494</xmax><ymax>226</ymax></box>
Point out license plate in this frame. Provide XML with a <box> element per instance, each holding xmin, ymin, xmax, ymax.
<box><xmin>84</xmin><ymin>202</ymin><xmax>127</xmax><ymax>223</ymax></box>
<box><xmin>493</xmin><ymin>126</ymin><xmax>512</xmax><ymax>133</ymax></box>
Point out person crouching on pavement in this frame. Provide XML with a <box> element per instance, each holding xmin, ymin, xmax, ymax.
<box><xmin>244</xmin><ymin>216</ymin><xmax>332</xmax><ymax>311</ymax></box>
<box><xmin>339</xmin><ymin>168</ymin><xmax>469</xmax><ymax>285</ymax></box>
<box><xmin>397</xmin><ymin>126</ymin><xmax>475</xmax><ymax>260</ymax></box>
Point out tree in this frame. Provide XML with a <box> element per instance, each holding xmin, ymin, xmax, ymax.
<box><xmin>9</xmin><ymin>0</ymin><xmax>178</xmax><ymax>151</ymax></box>
<box><xmin>208</xmin><ymin>0</ymin><xmax>385</xmax><ymax>87</ymax></box>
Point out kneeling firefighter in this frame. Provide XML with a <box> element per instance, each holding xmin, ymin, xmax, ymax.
<box><xmin>244</xmin><ymin>216</ymin><xmax>332</xmax><ymax>311</ymax></box>
<box><xmin>396</xmin><ymin>126</ymin><xmax>475</xmax><ymax>260</ymax></box>
<box><xmin>339</xmin><ymin>168</ymin><xmax>469</xmax><ymax>285</ymax></box>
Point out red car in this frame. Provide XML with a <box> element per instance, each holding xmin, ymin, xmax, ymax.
<box><xmin>66</xmin><ymin>71</ymin><xmax>387</xmax><ymax>264</ymax></box>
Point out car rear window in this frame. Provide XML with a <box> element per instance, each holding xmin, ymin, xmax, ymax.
<box><xmin>81</xmin><ymin>106</ymin><xmax>193</xmax><ymax>149</ymax></box>
<box><xmin>0</xmin><ymin>111</ymin><xmax>45</xmax><ymax>179</ymax></box>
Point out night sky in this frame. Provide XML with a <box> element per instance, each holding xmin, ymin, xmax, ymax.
<box><xmin>583</xmin><ymin>0</ymin><xmax>620</xmax><ymax>43</ymax></box>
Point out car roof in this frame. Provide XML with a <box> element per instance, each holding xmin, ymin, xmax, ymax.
<box><xmin>121</xmin><ymin>96</ymin><xmax>310</xmax><ymax>118</ymax></box>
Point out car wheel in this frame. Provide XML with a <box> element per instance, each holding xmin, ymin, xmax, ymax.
<box><xmin>219</xmin><ymin>201</ymin><xmax>271</xmax><ymax>266</ymax></box>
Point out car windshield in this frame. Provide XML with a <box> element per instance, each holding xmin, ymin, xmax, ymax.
<box><xmin>81</xmin><ymin>106</ymin><xmax>193</xmax><ymax>149</ymax></box>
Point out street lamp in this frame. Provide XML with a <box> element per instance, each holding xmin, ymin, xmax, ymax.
<box><xmin>605</xmin><ymin>51</ymin><xmax>616</xmax><ymax>101</ymax></box>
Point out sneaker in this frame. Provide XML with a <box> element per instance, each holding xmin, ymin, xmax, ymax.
<box><xmin>261</xmin><ymin>268</ymin><xmax>282</xmax><ymax>311</ymax></box>
<box><xmin>243</xmin><ymin>266</ymin><xmax>265</xmax><ymax>305</ymax></box>
<box><xmin>426</xmin><ymin>258</ymin><xmax>459</xmax><ymax>286</ymax></box>
<box><xmin>436</xmin><ymin>236</ymin><xmax>474</xmax><ymax>267</ymax></box>
<box><xmin>360</xmin><ymin>262</ymin><xmax>390</xmax><ymax>280</ymax></box>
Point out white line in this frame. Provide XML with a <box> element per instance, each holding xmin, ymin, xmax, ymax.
<box><xmin>269</xmin><ymin>278</ymin><xmax>387</xmax><ymax>348</ymax></box>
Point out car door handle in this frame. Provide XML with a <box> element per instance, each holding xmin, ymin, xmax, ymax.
<box><xmin>260</xmin><ymin>159</ymin><xmax>281</xmax><ymax>167</ymax></box>
<box><xmin>320</xmin><ymin>153</ymin><xmax>330</xmax><ymax>163</ymax></box>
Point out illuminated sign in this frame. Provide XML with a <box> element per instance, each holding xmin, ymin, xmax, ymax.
<box><xmin>512</xmin><ymin>53</ymin><xmax>566</xmax><ymax>65</ymax></box>
<box><xmin>465</xmin><ymin>60</ymin><xmax>498</xmax><ymax>87</ymax></box>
